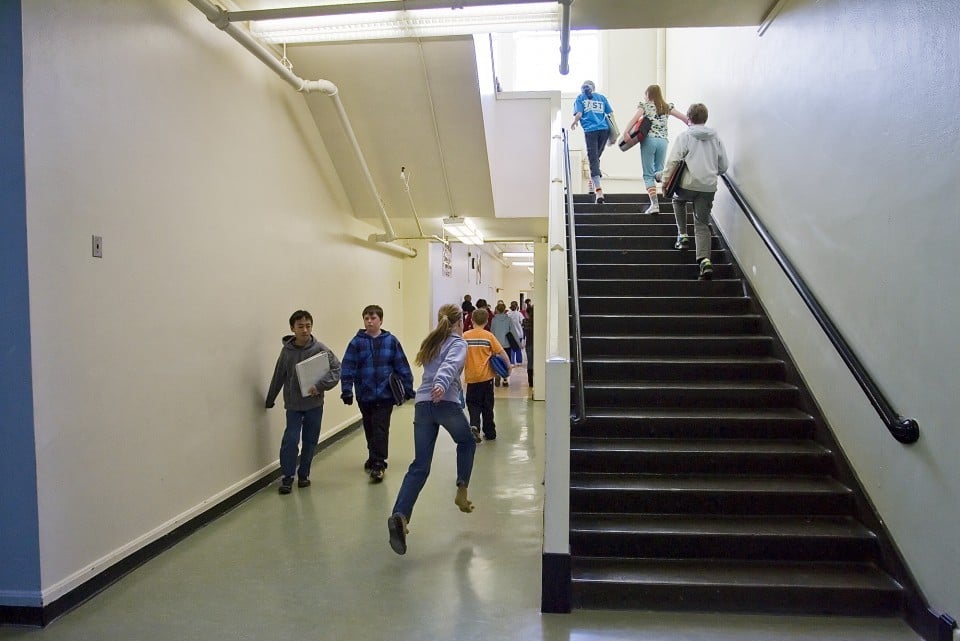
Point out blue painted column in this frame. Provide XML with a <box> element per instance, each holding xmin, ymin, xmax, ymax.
<box><xmin>0</xmin><ymin>0</ymin><xmax>42</xmax><ymax>616</ymax></box>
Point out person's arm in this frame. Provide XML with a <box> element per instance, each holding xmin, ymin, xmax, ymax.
<box><xmin>670</xmin><ymin>107</ymin><xmax>691</xmax><ymax>126</ymax></box>
<box><xmin>661</xmin><ymin>135</ymin><xmax>687</xmax><ymax>187</ymax></box>
<box><xmin>431</xmin><ymin>339</ymin><xmax>466</xmax><ymax>401</ymax></box>
<box><xmin>265</xmin><ymin>353</ymin><xmax>285</xmax><ymax>408</ymax></box>
<box><xmin>339</xmin><ymin>340</ymin><xmax>357</xmax><ymax>404</ymax></box>
<box><xmin>571</xmin><ymin>96</ymin><xmax>583</xmax><ymax>129</ymax></box>
<box><xmin>392</xmin><ymin>339</ymin><xmax>417</xmax><ymax>399</ymax></box>
<box><xmin>311</xmin><ymin>343</ymin><xmax>342</xmax><ymax>393</ymax></box>
<box><xmin>717</xmin><ymin>137</ymin><xmax>729</xmax><ymax>175</ymax></box>
<box><xmin>622</xmin><ymin>108</ymin><xmax>643</xmax><ymax>136</ymax></box>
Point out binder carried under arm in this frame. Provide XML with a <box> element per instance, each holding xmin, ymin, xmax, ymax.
<box><xmin>295</xmin><ymin>352</ymin><xmax>331</xmax><ymax>397</ymax></box>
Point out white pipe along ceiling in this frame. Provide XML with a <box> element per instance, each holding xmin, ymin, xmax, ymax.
<box><xmin>186</xmin><ymin>0</ymin><xmax>418</xmax><ymax>258</ymax></box>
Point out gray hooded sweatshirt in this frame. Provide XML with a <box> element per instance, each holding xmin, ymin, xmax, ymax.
<box><xmin>663</xmin><ymin>125</ymin><xmax>729</xmax><ymax>193</ymax></box>
<box><xmin>265</xmin><ymin>335</ymin><xmax>342</xmax><ymax>411</ymax></box>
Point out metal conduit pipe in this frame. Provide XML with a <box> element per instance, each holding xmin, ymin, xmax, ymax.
<box><xmin>558</xmin><ymin>0</ymin><xmax>573</xmax><ymax>75</ymax></box>
<box><xmin>187</xmin><ymin>0</ymin><xmax>417</xmax><ymax>258</ymax></box>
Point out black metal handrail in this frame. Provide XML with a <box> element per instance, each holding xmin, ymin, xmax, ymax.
<box><xmin>563</xmin><ymin>129</ymin><xmax>586</xmax><ymax>425</ymax></box>
<box><xmin>721</xmin><ymin>175</ymin><xmax>919</xmax><ymax>444</ymax></box>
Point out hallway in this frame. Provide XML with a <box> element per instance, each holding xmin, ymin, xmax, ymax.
<box><xmin>0</xmin><ymin>368</ymin><xmax>921</xmax><ymax>641</ymax></box>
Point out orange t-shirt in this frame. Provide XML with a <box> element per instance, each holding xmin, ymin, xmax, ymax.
<box><xmin>463</xmin><ymin>328</ymin><xmax>504</xmax><ymax>383</ymax></box>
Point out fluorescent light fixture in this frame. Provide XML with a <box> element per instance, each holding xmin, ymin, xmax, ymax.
<box><xmin>249</xmin><ymin>4</ymin><xmax>559</xmax><ymax>43</ymax></box>
<box><xmin>443</xmin><ymin>216</ymin><xmax>483</xmax><ymax>245</ymax></box>
<box><xmin>510</xmin><ymin>261</ymin><xmax>534</xmax><ymax>267</ymax></box>
<box><xmin>501</xmin><ymin>252</ymin><xmax>533</xmax><ymax>259</ymax></box>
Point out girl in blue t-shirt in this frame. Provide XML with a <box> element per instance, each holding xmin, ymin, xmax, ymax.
<box><xmin>571</xmin><ymin>80</ymin><xmax>615</xmax><ymax>204</ymax></box>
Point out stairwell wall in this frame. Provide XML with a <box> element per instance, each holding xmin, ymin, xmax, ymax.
<box><xmin>12</xmin><ymin>0</ymin><xmax>422</xmax><ymax>609</ymax></box>
<box><xmin>664</xmin><ymin>1</ymin><xmax>960</xmax><ymax>617</ymax></box>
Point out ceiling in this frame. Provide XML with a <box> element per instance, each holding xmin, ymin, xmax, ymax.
<box><xmin>226</xmin><ymin>0</ymin><xmax>776</xmax><ymax>255</ymax></box>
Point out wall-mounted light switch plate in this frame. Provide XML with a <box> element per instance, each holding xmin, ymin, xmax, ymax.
<box><xmin>92</xmin><ymin>235</ymin><xmax>103</xmax><ymax>258</ymax></box>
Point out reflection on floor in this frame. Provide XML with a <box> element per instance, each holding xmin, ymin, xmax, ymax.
<box><xmin>0</xmin><ymin>365</ymin><xmax>921</xmax><ymax>641</ymax></box>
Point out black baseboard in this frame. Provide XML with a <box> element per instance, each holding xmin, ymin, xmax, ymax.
<box><xmin>541</xmin><ymin>552</ymin><xmax>571</xmax><ymax>613</ymax></box>
<box><xmin>0</xmin><ymin>420</ymin><xmax>361</xmax><ymax>627</ymax></box>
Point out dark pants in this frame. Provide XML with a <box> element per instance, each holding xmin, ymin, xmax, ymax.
<box><xmin>466</xmin><ymin>379</ymin><xmax>496</xmax><ymax>439</ymax></box>
<box><xmin>359</xmin><ymin>399</ymin><xmax>394</xmax><ymax>471</ymax></box>
<box><xmin>584</xmin><ymin>128</ymin><xmax>610</xmax><ymax>185</ymax></box>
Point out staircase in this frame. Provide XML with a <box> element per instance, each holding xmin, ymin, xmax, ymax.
<box><xmin>567</xmin><ymin>193</ymin><xmax>905</xmax><ymax>616</ymax></box>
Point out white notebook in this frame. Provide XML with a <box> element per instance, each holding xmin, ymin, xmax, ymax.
<box><xmin>295</xmin><ymin>352</ymin><xmax>330</xmax><ymax>397</ymax></box>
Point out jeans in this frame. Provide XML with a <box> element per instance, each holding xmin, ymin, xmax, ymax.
<box><xmin>466</xmin><ymin>379</ymin><xmax>496</xmax><ymax>438</ymax></box>
<box><xmin>673</xmin><ymin>187</ymin><xmax>716</xmax><ymax>261</ymax></box>
<box><xmin>280</xmin><ymin>406</ymin><xmax>323</xmax><ymax>480</ymax></box>
<box><xmin>359</xmin><ymin>399</ymin><xmax>394</xmax><ymax>470</ymax></box>
<box><xmin>584</xmin><ymin>128</ymin><xmax>609</xmax><ymax>189</ymax></box>
<box><xmin>640</xmin><ymin>136</ymin><xmax>668</xmax><ymax>188</ymax></box>
<box><xmin>391</xmin><ymin>401</ymin><xmax>477</xmax><ymax>521</ymax></box>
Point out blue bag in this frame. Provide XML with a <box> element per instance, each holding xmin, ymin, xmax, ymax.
<box><xmin>489</xmin><ymin>354</ymin><xmax>510</xmax><ymax>379</ymax></box>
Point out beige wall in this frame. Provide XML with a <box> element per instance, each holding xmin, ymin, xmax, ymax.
<box><xmin>20</xmin><ymin>0</ymin><xmax>422</xmax><ymax>602</ymax></box>
<box><xmin>665</xmin><ymin>2</ymin><xmax>960</xmax><ymax>615</ymax></box>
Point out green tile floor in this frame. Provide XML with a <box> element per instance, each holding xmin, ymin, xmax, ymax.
<box><xmin>0</xmin><ymin>374</ymin><xmax>922</xmax><ymax>641</ymax></box>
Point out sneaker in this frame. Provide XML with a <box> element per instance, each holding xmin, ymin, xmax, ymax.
<box><xmin>502</xmin><ymin>380</ymin><xmax>509</xmax><ymax>387</ymax></box>
<box><xmin>494</xmin><ymin>377</ymin><xmax>501</xmax><ymax>387</ymax></box>
<box><xmin>674</xmin><ymin>234</ymin><xmax>690</xmax><ymax>250</ymax></box>
<box><xmin>484</xmin><ymin>433</ymin><xmax>497</xmax><ymax>441</ymax></box>
<box><xmin>279</xmin><ymin>476</ymin><xmax>293</xmax><ymax>495</ymax></box>
<box><xmin>643</xmin><ymin>203</ymin><xmax>659</xmax><ymax>214</ymax></box>
<box><xmin>388</xmin><ymin>513</ymin><xmax>408</xmax><ymax>555</ymax></box>
<box><xmin>471</xmin><ymin>426</ymin><xmax>482</xmax><ymax>444</ymax></box>
<box><xmin>297</xmin><ymin>478</ymin><xmax>311</xmax><ymax>488</ymax></box>
<box><xmin>595</xmin><ymin>191</ymin><xmax>604</xmax><ymax>205</ymax></box>
<box><xmin>369</xmin><ymin>468</ymin><xmax>384</xmax><ymax>483</ymax></box>
<box><xmin>654</xmin><ymin>170</ymin><xmax>663</xmax><ymax>183</ymax></box>
<box><xmin>699</xmin><ymin>259</ymin><xmax>714</xmax><ymax>280</ymax></box>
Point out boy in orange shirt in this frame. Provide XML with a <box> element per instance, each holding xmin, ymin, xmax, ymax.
<box><xmin>462</xmin><ymin>308</ymin><xmax>509</xmax><ymax>442</ymax></box>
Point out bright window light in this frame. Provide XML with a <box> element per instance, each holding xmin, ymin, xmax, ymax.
<box><xmin>492</xmin><ymin>31</ymin><xmax>600</xmax><ymax>93</ymax></box>
<box><xmin>250</xmin><ymin>4</ymin><xmax>559</xmax><ymax>44</ymax></box>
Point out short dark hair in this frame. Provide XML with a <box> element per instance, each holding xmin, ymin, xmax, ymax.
<box><xmin>289</xmin><ymin>310</ymin><xmax>313</xmax><ymax>327</ymax></box>
<box><xmin>472</xmin><ymin>308</ymin><xmax>489</xmax><ymax>326</ymax></box>
<box><xmin>687</xmin><ymin>103</ymin><xmax>708</xmax><ymax>125</ymax></box>
<box><xmin>362</xmin><ymin>304</ymin><xmax>383</xmax><ymax>320</ymax></box>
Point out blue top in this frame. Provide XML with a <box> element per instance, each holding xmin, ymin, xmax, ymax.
<box><xmin>340</xmin><ymin>329</ymin><xmax>415</xmax><ymax>403</ymax></box>
<box><xmin>414</xmin><ymin>334</ymin><xmax>466</xmax><ymax>404</ymax></box>
<box><xmin>574</xmin><ymin>92</ymin><xmax>612</xmax><ymax>132</ymax></box>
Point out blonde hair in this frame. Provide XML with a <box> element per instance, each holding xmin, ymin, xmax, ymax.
<box><xmin>646</xmin><ymin>84</ymin><xmax>669</xmax><ymax>116</ymax></box>
<box><xmin>416</xmin><ymin>304</ymin><xmax>462</xmax><ymax>366</ymax></box>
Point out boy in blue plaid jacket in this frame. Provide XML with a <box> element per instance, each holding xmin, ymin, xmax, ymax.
<box><xmin>340</xmin><ymin>305</ymin><xmax>415</xmax><ymax>482</ymax></box>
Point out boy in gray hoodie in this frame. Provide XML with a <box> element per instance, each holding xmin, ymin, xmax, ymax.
<box><xmin>265</xmin><ymin>310</ymin><xmax>341</xmax><ymax>494</ymax></box>
<box><xmin>662</xmin><ymin>103</ymin><xmax>729</xmax><ymax>280</ymax></box>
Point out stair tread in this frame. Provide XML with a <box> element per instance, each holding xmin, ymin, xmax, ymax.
<box><xmin>570</xmin><ymin>474</ymin><xmax>851</xmax><ymax>494</ymax></box>
<box><xmin>569</xmin><ymin>514</ymin><xmax>875</xmax><ymax>539</ymax></box>
<box><xmin>584</xmin><ymin>407</ymin><xmax>814</xmax><ymax>420</ymax></box>
<box><xmin>583</xmin><ymin>356</ymin><xmax>783</xmax><ymax>364</ymax></box>
<box><xmin>581</xmin><ymin>380</ymin><xmax>797</xmax><ymax>390</ymax></box>
<box><xmin>572</xmin><ymin>558</ymin><xmax>902</xmax><ymax>591</ymax></box>
<box><xmin>570</xmin><ymin>438</ymin><xmax>828</xmax><ymax>455</ymax></box>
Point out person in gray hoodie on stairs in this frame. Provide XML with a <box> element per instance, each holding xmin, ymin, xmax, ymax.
<box><xmin>662</xmin><ymin>103</ymin><xmax>729</xmax><ymax>281</ymax></box>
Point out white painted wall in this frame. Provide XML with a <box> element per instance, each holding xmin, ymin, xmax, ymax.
<box><xmin>665</xmin><ymin>1</ymin><xmax>960</xmax><ymax>616</ymax></box>
<box><xmin>18</xmin><ymin>0</ymin><xmax>423</xmax><ymax>604</ymax></box>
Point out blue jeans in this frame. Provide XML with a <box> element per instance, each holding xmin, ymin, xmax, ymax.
<box><xmin>640</xmin><ymin>136</ymin><xmax>668</xmax><ymax>188</ymax></box>
<box><xmin>280</xmin><ymin>406</ymin><xmax>323</xmax><ymax>480</ymax></box>
<box><xmin>391</xmin><ymin>401</ymin><xmax>477</xmax><ymax>521</ymax></box>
